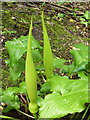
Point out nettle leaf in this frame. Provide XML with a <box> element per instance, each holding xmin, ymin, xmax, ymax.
<box><xmin>39</xmin><ymin>76</ymin><xmax>88</xmax><ymax>118</ymax></box>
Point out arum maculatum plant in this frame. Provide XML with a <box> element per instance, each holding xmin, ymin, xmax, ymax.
<box><xmin>4</xmin><ymin>11</ymin><xmax>88</xmax><ymax>119</ymax></box>
<box><xmin>25</xmin><ymin>12</ymin><xmax>54</xmax><ymax>114</ymax></box>
<box><xmin>23</xmin><ymin>12</ymin><xmax>88</xmax><ymax>118</ymax></box>
<box><xmin>25</xmin><ymin>17</ymin><xmax>38</xmax><ymax>114</ymax></box>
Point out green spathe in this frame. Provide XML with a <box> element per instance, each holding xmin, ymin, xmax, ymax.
<box><xmin>42</xmin><ymin>11</ymin><xmax>54</xmax><ymax>79</ymax></box>
<box><xmin>25</xmin><ymin>17</ymin><xmax>38</xmax><ymax>113</ymax></box>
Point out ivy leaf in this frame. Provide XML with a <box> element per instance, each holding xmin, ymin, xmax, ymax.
<box><xmin>39</xmin><ymin>76</ymin><xmax>88</xmax><ymax>118</ymax></box>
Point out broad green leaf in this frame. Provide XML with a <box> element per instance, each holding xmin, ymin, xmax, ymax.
<box><xmin>37</xmin><ymin>96</ymin><xmax>43</xmax><ymax>107</ymax></box>
<box><xmin>80</xmin><ymin>17</ymin><xmax>85</xmax><ymax>21</ymax></box>
<box><xmin>53</xmin><ymin>58</ymin><xmax>66</xmax><ymax>68</ymax></box>
<box><xmin>31</xmin><ymin>36</ymin><xmax>42</xmax><ymax>49</ymax></box>
<box><xmin>2</xmin><ymin>95</ymin><xmax>20</xmax><ymax>113</ymax></box>
<box><xmin>60</xmin><ymin>43</ymin><xmax>88</xmax><ymax>74</ymax></box>
<box><xmin>1</xmin><ymin>81</ymin><xmax>28</xmax><ymax>113</ymax></box>
<box><xmin>5</xmin><ymin>40</ymin><xmax>26</xmax><ymax>65</ymax></box>
<box><xmin>2</xmin><ymin>87</ymin><xmax>20</xmax><ymax>113</ymax></box>
<box><xmin>42</xmin><ymin>11</ymin><xmax>53</xmax><ymax>79</ymax></box>
<box><xmin>5</xmin><ymin>35</ymin><xmax>42</xmax><ymax>80</ymax></box>
<box><xmin>70</xmin><ymin>43</ymin><xmax>88</xmax><ymax>67</ymax></box>
<box><xmin>72</xmin><ymin>62</ymin><xmax>88</xmax><ymax>73</ymax></box>
<box><xmin>78</xmin><ymin>71</ymin><xmax>88</xmax><ymax>81</ymax></box>
<box><xmin>39</xmin><ymin>76</ymin><xmax>88</xmax><ymax>118</ymax></box>
<box><xmin>9</xmin><ymin>58</ymin><xmax>25</xmax><ymax>81</ymax></box>
<box><xmin>19</xmin><ymin>82</ymin><xmax>27</xmax><ymax>93</ymax></box>
<box><xmin>3</xmin><ymin>87</ymin><xmax>19</xmax><ymax>96</ymax></box>
<box><xmin>66</xmin><ymin>43</ymin><xmax>88</xmax><ymax>74</ymax></box>
<box><xmin>40</xmin><ymin>81</ymin><xmax>51</xmax><ymax>93</ymax></box>
<box><xmin>32</xmin><ymin>49</ymin><xmax>42</xmax><ymax>62</ymax></box>
<box><xmin>5</xmin><ymin>35</ymin><xmax>42</xmax><ymax>65</ymax></box>
<box><xmin>17</xmin><ymin>35</ymin><xmax>42</xmax><ymax>49</ymax></box>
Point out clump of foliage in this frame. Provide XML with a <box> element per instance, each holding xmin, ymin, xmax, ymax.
<box><xmin>1</xmin><ymin>12</ymin><xmax>88</xmax><ymax>119</ymax></box>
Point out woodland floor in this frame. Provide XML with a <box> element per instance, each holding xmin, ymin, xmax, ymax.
<box><xmin>1</xmin><ymin>2</ymin><xmax>89</xmax><ymax>120</ymax></box>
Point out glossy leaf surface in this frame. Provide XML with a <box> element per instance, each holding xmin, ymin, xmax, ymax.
<box><xmin>63</xmin><ymin>43</ymin><xmax>88</xmax><ymax>74</ymax></box>
<box><xmin>9</xmin><ymin>58</ymin><xmax>25</xmax><ymax>81</ymax></box>
<box><xmin>1</xmin><ymin>87</ymin><xmax>20</xmax><ymax>112</ymax></box>
<box><xmin>5</xmin><ymin>35</ymin><xmax>42</xmax><ymax>80</ymax></box>
<box><xmin>5</xmin><ymin>35</ymin><xmax>42</xmax><ymax>65</ymax></box>
<box><xmin>70</xmin><ymin>43</ymin><xmax>88</xmax><ymax>66</ymax></box>
<box><xmin>39</xmin><ymin>76</ymin><xmax>88</xmax><ymax>118</ymax></box>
